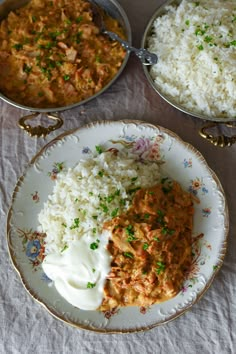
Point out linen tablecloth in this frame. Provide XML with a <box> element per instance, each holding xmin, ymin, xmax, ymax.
<box><xmin>0</xmin><ymin>1</ymin><xmax>235</xmax><ymax>353</ymax></box>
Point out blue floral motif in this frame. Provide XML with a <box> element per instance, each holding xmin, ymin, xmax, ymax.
<box><xmin>183</xmin><ymin>158</ymin><xmax>192</xmax><ymax>168</ymax></box>
<box><xmin>26</xmin><ymin>240</ymin><xmax>41</xmax><ymax>260</ymax></box>
<box><xmin>201</xmin><ymin>186</ymin><xmax>209</xmax><ymax>194</ymax></box>
<box><xmin>123</xmin><ymin>135</ymin><xmax>136</xmax><ymax>142</ymax></box>
<box><xmin>188</xmin><ymin>186</ymin><xmax>198</xmax><ymax>196</ymax></box>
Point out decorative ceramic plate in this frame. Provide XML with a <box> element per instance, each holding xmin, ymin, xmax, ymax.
<box><xmin>7</xmin><ymin>120</ymin><xmax>228</xmax><ymax>333</ymax></box>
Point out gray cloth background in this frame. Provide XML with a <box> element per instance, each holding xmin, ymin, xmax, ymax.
<box><xmin>0</xmin><ymin>1</ymin><xmax>235</xmax><ymax>353</ymax></box>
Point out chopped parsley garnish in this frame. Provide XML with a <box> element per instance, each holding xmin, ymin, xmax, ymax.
<box><xmin>49</xmin><ymin>31</ymin><xmax>61</xmax><ymax>40</ymax></box>
<box><xmin>161</xmin><ymin>227</ymin><xmax>175</xmax><ymax>236</ymax></box>
<box><xmin>197</xmin><ymin>44</ymin><xmax>204</xmax><ymax>50</ymax></box>
<box><xmin>40</xmin><ymin>66</ymin><xmax>52</xmax><ymax>80</ymax></box>
<box><xmin>144</xmin><ymin>213</ymin><xmax>150</xmax><ymax>219</ymax></box>
<box><xmin>204</xmin><ymin>36</ymin><xmax>213</xmax><ymax>43</ymax></box>
<box><xmin>228</xmin><ymin>40</ymin><xmax>236</xmax><ymax>47</ymax></box>
<box><xmin>75</xmin><ymin>31</ymin><xmax>83</xmax><ymax>44</ymax></box>
<box><xmin>92</xmin><ymin>215</ymin><xmax>98</xmax><ymax>220</ymax></box>
<box><xmin>111</xmin><ymin>208</ymin><xmax>119</xmax><ymax>218</ymax></box>
<box><xmin>104</xmin><ymin>190</ymin><xmax>120</xmax><ymax>204</ymax></box>
<box><xmin>61</xmin><ymin>244</ymin><xmax>68</xmax><ymax>252</ymax></box>
<box><xmin>95</xmin><ymin>55</ymin><xmax>101</xmax><ymax>63</ymax></box>
<box><xmin>154</xmin><ymin>236</ymin><xmax>161</xmax><ymax>242</ymax></box>
<box><xmin>195</xmin><ymin>29</ymin><xmax>206</xmax><ymax>36</ymax></box>
<box><xmin>44</xmin><ymin>42</ymin><xmax>54</xmax><ymax>49</ymax></box>
<box><xmin>128</xmin><ymin>187</ymin><xmax>141</xmax><ymax>194</ymax></box>
<box><xmin>76</xmin><ymin>16</ymin><xmax>83</xmax><ymax>23</ymax></box>
<box><xmin>38</xmin><ymin>44</ymin><xmax>46</xmax><ymax>49</ymax></box>
<box><xmin>125</xmin><ymin>224</ymin><xmax>135</xmax><ymax>238</ymax></box>
<box><xmin>131</xmin><ymin>177</ymin><xmax>138</xmax><ymax>182</ymax></box>
<box><xmin>119</xmin><ymin>198</ymin><xmax>126</xmax><ymax>206</ymax></box>
<box><xmin>161</xmin><ymin>177</ymin><xmax>169</xmax><ymax>184</ymax></box>
<box><xmin>90</xmin><ymin>241</ymin><xmax>99</xmax><ymax>250</ymax></box>
<box><xmin>56</xmin><ymin>60</ymin><xmax>63</xmax><ymax>67</ymax></box>
<box><xmin>92</xmin><ymin>268</ymin><xmax>96</xmax><ymax>273</ymax></box>
<box><xmin>95</xmin><ymin>145</ymin><xmax>103</xmax><ymax>154</ymax></box>
<box><xmin>156</xmin><ymin>210</ymin><xmax>165</xmax><ymax>225</ymax></box>
<box><xmin>156</xmin><ymin>261</ymin><xmax>165</xmax><ymax>275</ymax></box>
<box><xmin>185</xmin><ymin>20</ymin><xmax>190</xmax><ymax>26</ymax></box>
<box><xmin>87</xmin><ymin>282</ymin><xmax>96</xmax><ymax>288</ymax></box>
<box><xmin>12</xmin><ymin>43</ymin><xmax>23</xmax><ymax>50</ymax></box>
<box><xmin>65</xmin><ymin>19</ymin><xmax>72</xmax><ymax>25</ymax></box>
<box><xmin>106</xmin><ymin>195</ymin><xmax>114</xmax><ymax>203</ymax></box>
<box><xmin>114</xmin><ymin>189</ymin><xmax>120</xmax><ymax>196</ymax></box>
<box><xmin>143</xmin><ymin>243</ymin><xmax>149</xmax><ymax>251</ymax></box>
<box><xmin>32</xmin><ymin>15</ymin><xmax>37</xmax><ymax>23</ymax></box>
<box><xmin>40</xmin><ymin>67</ymin><xmax>47</xmax><ymax>73</ymax></box>
<box><xmin>63</xmin><ymin>75</ymin><xmax>70</xmax><ymax>81</ymax></box>
<box><xmin>23</xmin><ymin>64</ymin><xmax>32</xmax><ymax>74</ymax></box>
<box><xmin>162</xmin><ymin>185</ymin><xmax>173</xmax><ymax>194</ymax></box>
<box><xmin>157</xmin><ymin>210</ymin><xmax>165</xmax><ymax>217</ymax></box>
<box><xmin>70</xmin><ymin>217</ymin><xmax>80</xmax><ymax>229</ymax></box>
<box><xmin>61</xmin><ymin>222</ymin><xmax>67</xmax><ymax>227</ymax></box>
<box><xmin>98</xmin><ymin>170</ymin><xmax>104</xmax><ymax>177</ymax></box>
<box><xmin>36</xmin><ymin>55</ymin><xmax>41</xmax><ymax>65</ymax></box>
<box><xmin>48</xmin><ymin>60</ymin><xmax>56</xmax><ymax>68</ymax></box>
<box><xmin>127</xmin><ymin>234</ymin><xmax>137</xmax><ymax>242</ymax></box>
<box><xmin>100</xmin><ymin>203</ymin><xmax>108</xmax><ymax>213</ymax></box>
<box><xmin>123</xmin><ymin>252</ymin><xmax>134</xmax><ymax>259</ymax></box>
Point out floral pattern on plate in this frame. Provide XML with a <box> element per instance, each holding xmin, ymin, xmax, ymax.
<box><xmin>17</xmin><ymin>229</ymin><xmax>46</xmax><ymax>268</ymax></box>
<box><xmin>48</xmin><ymin>162</ymin><xmax>65</xmax><ymax>180</ymax></box>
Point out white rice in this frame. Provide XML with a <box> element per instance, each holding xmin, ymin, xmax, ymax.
<box><xmin>38</xmin><ymin>150</ymin><xmax>161</xmax><ymax>254</ymax></box>
<box><xmin>148</xmin><ymin>0</ymin><xmax>236</xmax><ymax>118</ymax></box>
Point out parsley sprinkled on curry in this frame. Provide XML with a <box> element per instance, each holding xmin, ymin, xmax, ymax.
<box><xmin>99</xmin><ymin>180</ymin><xmax>194</xmax><ymax>310</ymax></box>
<box><xmin>0</xmin><ymin>0</ymin><xmax>126</xmax><ymax>108</ymax></box>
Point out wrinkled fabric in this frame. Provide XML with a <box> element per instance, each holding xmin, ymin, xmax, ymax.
<box><xmin>0</xmin><ymin>1</ymin><xmax>236</xmax><ymax>353</ymax></box>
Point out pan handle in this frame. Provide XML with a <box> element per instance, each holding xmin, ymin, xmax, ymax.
<box><xmin>18</xmin><ymin>112</ymin><xmax>63</xmax><ymax>137</ymax></box>
<box><xmin>199</xmin><ymin>122</ymin><xmax>236</xmax><ymax>147</ymax></box>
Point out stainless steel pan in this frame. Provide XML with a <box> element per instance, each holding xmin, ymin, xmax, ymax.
<box><xmin>141</xmin><ymin>0</ymin><xmax>236</xmax><ymax>147</ymax></box>
<box><xmin>0</xmin><ymin>0</ymin><xmax>131</xmax><ymax>137</ymax></box>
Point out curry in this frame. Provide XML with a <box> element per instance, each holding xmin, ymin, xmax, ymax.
<box><xmin>100</xmin><ymin>180</ymin><xmax>194</xmax><ymax>310</ymax></box>
<box><xmin>0</xmin><ymin>0</ymin><xmax>126</xmax><ymax>108</ymax></box>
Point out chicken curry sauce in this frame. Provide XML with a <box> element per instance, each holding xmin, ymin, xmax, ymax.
<box><xmin>99</xmin><ymin>180</ymin><xmax>194</xmax><ymax>311</ymax></box>
<box><xmin>0</xmin><ymin>0</ymin><xmax>126</xmax><ymax>108</ymax></box>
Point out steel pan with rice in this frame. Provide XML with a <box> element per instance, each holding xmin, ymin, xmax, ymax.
<box><xmin>141</xmin><ymin>0</ymin><xmax>236</xmax><ymax>147</ymax></box>
<box><xmin>0</xmin><ymin>0</ymin><xmax>131</xmax><ymax>136</ymax></box>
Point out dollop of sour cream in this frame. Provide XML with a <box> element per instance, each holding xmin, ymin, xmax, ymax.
<box><xmin>42</xmin><ymin>231</ymin><xmax>111</xmax><ymax>311</ymax></box>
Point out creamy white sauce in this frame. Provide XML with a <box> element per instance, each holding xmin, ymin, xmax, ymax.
<box><xmin>42</xmin><ymin>231</ymin><xmax>111</xmax><ymax>311</ymax></box>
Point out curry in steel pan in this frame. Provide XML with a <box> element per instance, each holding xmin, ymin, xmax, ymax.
<box><xmin>0</xmin><ymin>0</ymin><xmax>126</xmax><ymax>108</ymax></box>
